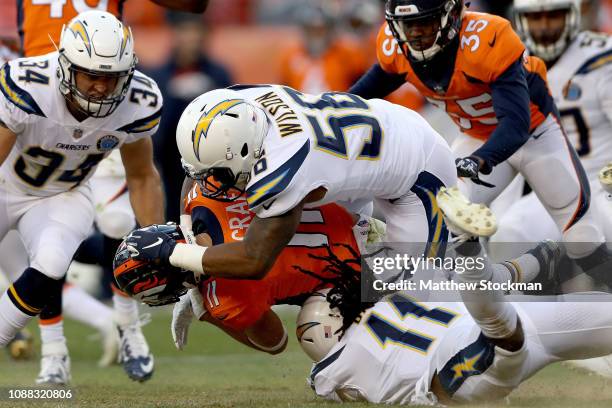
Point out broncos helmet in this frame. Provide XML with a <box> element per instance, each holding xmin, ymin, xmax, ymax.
<box><xmin>385</xmin><ymin>0</ymin><xmax>464</xmax><ymax>61</ymax></box>
<box><xmin>113</xmin><ymin>224</ymin><xmax>193</xmax><ymax>306</ymax></box>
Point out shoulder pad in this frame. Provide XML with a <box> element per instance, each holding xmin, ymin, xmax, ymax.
<box><xmin>115</xmin><ymin>70</ymin><xmax>163</xmax><ymax>134</ymax></box>
<box><xmin>0</xmin><ymin>56</ymin><xmax>52</xmax><ymax>117</ymax></box>
<box><xmin>459</xmin><ymin>12</ymin><xmax>525</xmax><ymax>83</ymax></box>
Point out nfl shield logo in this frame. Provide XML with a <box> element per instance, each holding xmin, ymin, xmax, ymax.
<box><xmin>73</xmin><ymin>128</ymin><xmax>83</xmax><ymax>139</ymax></box>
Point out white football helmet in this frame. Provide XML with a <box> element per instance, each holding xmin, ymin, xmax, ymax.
<box><xmin>58</xmin><ymin>10</ymin><xmax>137</xmax><ymax>118</ymax></box>
<box><xmin>514</xmin><ymin>0</ymin><xmax>581</xmax><ymax>62</ymax></box>
<box><xmin>296</xmin><ymin>289</ymin><xmax>344</xmax><ymax>362</ymax></box>
<box><xmin>176</xmin><ymin>89</ymin><xmax>269</xmax><ymax>201</ymax></box>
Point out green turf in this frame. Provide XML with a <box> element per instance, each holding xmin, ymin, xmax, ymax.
<box><xmin>1</xmin><ymin>308</ymin><xmax>611</xmax><ymax>407</ymax></box>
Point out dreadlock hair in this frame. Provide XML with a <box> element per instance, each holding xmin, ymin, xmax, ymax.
<box><xmin>293</xmin><ymin>244</ymin><xmax>392</xmax><ymax>337</ymax></box>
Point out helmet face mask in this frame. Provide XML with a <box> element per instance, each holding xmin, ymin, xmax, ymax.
<box><xmin>183</xmin><ymin>160</ymin><xmax>247</xmax><ymax>202</ymax></box>
<box><xmin>514</xmin><ymin>0</ymin><xmax>581</xmax><ymax>62</ymax></box>
<box><xmin>385</xmin><ymin>0</ymin><xmax>463</xmax><ymax>62</ymax></box>
<box><xmin>58</xmin><ymin>10</ymin><xmax>137</xmax><ymax>118</ymax></box>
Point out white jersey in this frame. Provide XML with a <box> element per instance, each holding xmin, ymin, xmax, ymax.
<box><xmin>232</xmin><ymin>85</ymin><xmax>448</xmax><ymax>218</ymax></box>
<box><xmin>549</xmin><ymin>31</ymin><xmax>612</xmax><ymax>177</ymax></box>
<box><xmin>310</xmin><ymin>295</ymin><xmax>481</xmax><ymax>404</ymax></box>
<box><xmin>311</xmin><ymin>294</ymin><xmax>612</xmax><ymax>405</ymax></box>
<box><xmin>0</xmin><ymin>52</ymin><xmax>162</xmax><ymax>197</ymax></box>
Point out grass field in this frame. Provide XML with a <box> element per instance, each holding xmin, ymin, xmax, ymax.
<box><xmin>1</xmin><ymin>307</ymin><xmax>612</xmax><ymax>408</ymax></box>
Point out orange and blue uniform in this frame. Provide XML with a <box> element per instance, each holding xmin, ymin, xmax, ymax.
<box><xmin>18</xmin><ymin>0</ymin><xmax>124</xmax><ymax>57</ymax></box>
<box><xmin>351</xmin><ymin>12</ymin><xmax>557</xmax><ymax>171</ymax></box>
<box><xmin>184</xmin><ymin>184</ymin><xmax>360</xmax><ymax>332</ymax></box>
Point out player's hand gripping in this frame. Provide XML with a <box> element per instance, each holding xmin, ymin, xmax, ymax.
<box><xmin>125</xmin><ymin>226</ymin><xmax>177</xmax><ymax>266</ymax></box>
<box><xmin>455</xmin><ymin>156</ymin><xmax>495</xmax><ymax>188</ymax></box>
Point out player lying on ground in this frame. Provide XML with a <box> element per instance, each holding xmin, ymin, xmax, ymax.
<box><xmin>115</xmin><ymin>181</ymin><xmax>381</xmax><ymax>353</ymax></box>
<box><xmin>303</xmin><ymin>189</ymin><xmax>612</xmax><ymax>405</ymax></box>
<box><xmin>123</xmin><ymin>85</ymin><xmax>458</xmax><ymax>282</ymax></box>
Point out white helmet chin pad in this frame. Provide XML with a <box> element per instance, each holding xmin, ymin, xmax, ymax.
<box><xmin>58</xmin><ymin>10</ymin><xmax>137</xmax><ymax>118</ymax></box>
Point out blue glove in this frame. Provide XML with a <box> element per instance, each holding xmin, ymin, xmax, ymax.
<box><xmin>125</xmin><ymin>226</ymin><xmax>177</xmax><ymax>266</ymax></box>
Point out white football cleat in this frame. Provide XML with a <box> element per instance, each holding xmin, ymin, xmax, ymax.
<box><xmin>436</xmin><ymin>186</ymin><xmax>497</xmax><ymax>238</ymax></box>
<box><xmin>600</xmin><ymin>163</ymin><xmax>612</xmax><ymax>193</ymax></box>
<box><xmin>117</xmin><ymin>314</ymin><xmax>154</xmax><ymax>382</ymax></box>
<box><xmin>35</xmin><ymin>341</ymin><xmax>71</xmax><ymax>385</ymax></box>
<box><xmin>6</xmin><ymin>328</ymin><xmax>34</xmax><ymax>361</ymax></box>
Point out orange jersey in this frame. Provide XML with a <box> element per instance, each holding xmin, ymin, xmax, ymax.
<box><xmin>184</xmin><ymin>184</ymin><xmax>360</xmax><ymax>331</ymax></box>
<box><xmin>279</xmin><ymin>37</ymin><xmax>368</xmax><ymax>94</ymax></box>
<box><xmin>376</xmin><ymin>12</ymin><xmax>552</xmax><ymax>141</ymax></box>
<box><xmin>19</xmin><ymin>0</ymin><xmax>124</xmax><ymax>57</ymax></box>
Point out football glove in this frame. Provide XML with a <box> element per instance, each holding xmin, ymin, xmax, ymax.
<box><xmin>171</xmin><ymin>293</ymin><xmax>194</xmax><ymax>351</ymax></box>
<box><xmin>455</xmin><ymin>156</ymin><xmax>495</xmax><ymax>188</ymax></box>
<box><xmin>125</xmin><ymin>226</ymin><xmax>177</xmax><ymax>266</ymax></box>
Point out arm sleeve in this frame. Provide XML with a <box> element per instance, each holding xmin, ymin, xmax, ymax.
<box><xmin>472</xmin><ymin>57</ymin><xmax>531</xmax><ymax>171</ymax></box>
<box><xmin>191</xmin><ymin>206</ymin><xmax>225</xmax><ymax>245</ymax></box>
<box><xmin>349</xmin><ymin>63</ymin><xmax>407</xmax><ymax>99</ymax></box>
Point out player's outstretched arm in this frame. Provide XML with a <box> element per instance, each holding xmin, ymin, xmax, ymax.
<box><xmin>149</xmin><ymin>0</ymin><xmax>209</xmax><ymax>13</ymax></box>
<box><xmin>120</xmin><ymin>138</ymin><xmax>165</xmax><ymax>225</ymax></box>
<box><xmin>0</xmin><ymin>121</ymin><xmax>16</xmax><ymax>166</ymax></box>
<box><xmin>196</xmin><ymin>201</ymin><xmax>305</xmax><ymax>280</ymax></box>
<box><xmin>126</xmin><ymin>200</ymin><xmax>305</xmax><ymax>280</ymax></box>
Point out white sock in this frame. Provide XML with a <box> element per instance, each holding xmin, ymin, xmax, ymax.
<box><xmin>39</xmin><ymin>320</ymin><xmax>66</xmax><ymax>349</ymax></box>
<box><xmin>456</xmin><ymin>247</ymin><xmax>519</xmax><ymax>339</ymax></box>
<box><xmin>0</xmin><ymin>291</ymin><xmax>32</xmax><ymax>347</ymax></box>
<box><xmin>508</xmin><ymin>253</ymin><xmax>540</xmax><ymax>283</ymax></box>
<box><xmin>112</xmin><ymin>293</ymin><xmax>139</xmax><ymax>326</ymax></box>
<box><xmin>63</xmin><ymin>285</ymin><xmax>113</xmax><ymax>332</ymax></box>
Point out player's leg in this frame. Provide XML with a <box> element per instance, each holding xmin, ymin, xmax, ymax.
<box><xmin>376</xmin><ymin>141</ymin><xmax>457</xmax><ymax>258</ymax></box>
<box><xmin>0</xmin><ymin>231</ymin><xmax>35</xmax><ymax>360</ymax></box>
<box><xmin>520</xmin><ymin>117</ymin><xmax>611</xmax><ymax>282</ymax></box>
<box><xmin>90</xmin><ymin>173</ymin><xmax>153</xmax><ymax>381</ymax></box>
<box><xmin>62</xmin><ymin>284</ymin><xmax>117</xmax><ymax>367</ymax></box>
<box><xmin>15</xmin><ymin>188</ymin><xmax>94</xmax><ymax>384</ymax></box>
<box><xmin>490</xmin><ymin>192</ymin><xmax>560</xmax><ymax>259</ymax></box>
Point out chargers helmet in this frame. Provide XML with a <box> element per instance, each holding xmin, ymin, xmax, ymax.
<box><xmin>113</xmin><ymin>224</ymin><xmax>192</xmax><ymax>306</ymax></box>
<box><xmin>385</xmin><ymin>0</ymin><xmax>464</xmax><ymax>61</ymax></box>
<box><xmin>296</xmin><ymin>289</ymin><xmax>344</xmax><ymax>362</ymax></box>
<box><xmin>58</xmin><ymin>10</ymin><xmax>137</xmax><ymax>118</ymax></box>
<box><xmin>514</xmin><ymin>0</ymin><xmax>581</xmax><ymax>62</ymax></box>
<box><xmin>176</xmin><ymin>89</ymin><xmax>269</xmax><ymax>201</ymax></box>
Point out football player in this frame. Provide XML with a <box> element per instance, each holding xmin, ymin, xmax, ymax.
<box><xmin>117</xmin><ymin>182</ymin><xmax>374</xmax><ymax>354</ymax></box>
<box><xmin>0</xmin><ymin>11</ymin><xmax>164</xmax><ymax>384</ymax></box>
<box><xmin>491</xmin><ymin>1</ymin><xmax>612</xmax><ymax>249</ymax></box>
<box><xmin>123</xmin><ymin>84</ymin><xmax>458</xmax><ymax>283</ymax></box>
<box><xmin>15</xmin><ymin>0</ymin><xmax>207</xmax><ymax>385</ymax></box>
<box><xmin>348</xmin><ymin>0</ymin><xmax>611</xmax><ymax>284</ymax></box>
<box><xmin>305</xmin><ymin>192</ymin><xmax>612</xmax><ymax>405</ymax></box>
